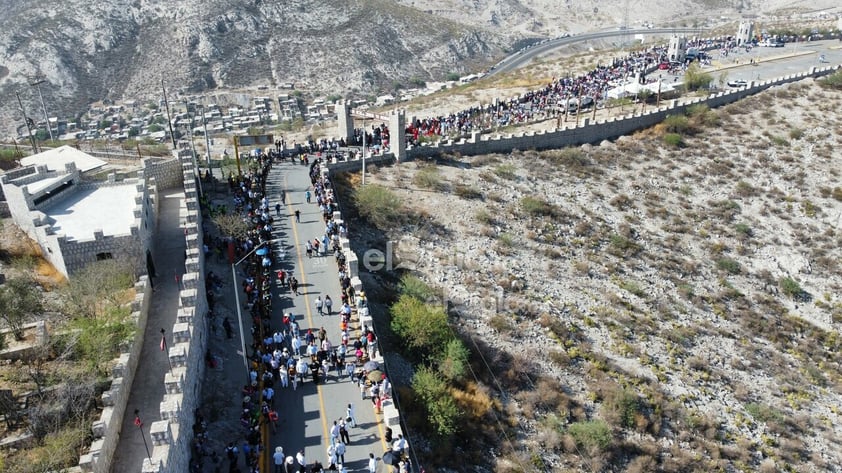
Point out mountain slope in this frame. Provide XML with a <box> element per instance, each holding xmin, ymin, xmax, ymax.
<box><xmin>0</xmin><ymin>0</ymin><xmax>838</xmax><ymax>138</ymax></box>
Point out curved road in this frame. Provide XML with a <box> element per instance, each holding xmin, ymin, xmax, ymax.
<box><xmin>487</xmin><ymin>27</ymin><xmax>709</xmax><ymax>77</ymax></box>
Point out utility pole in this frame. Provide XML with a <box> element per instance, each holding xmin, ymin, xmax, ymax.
<box><xmin>200</xmin><ymin>104</ymin><xmax>212</xmax><ymax>168</ymax></box>
<box><xmin>16</xmin><ymin>92</ymin><xmax>38</xmax><ymax>153</ymax></box>
<box><xmin>29</xmin><ymin>76</ymin><xmax>54</xmax><ymax>142</ymax></box>
<box><xmin>161</xmin><ymin>79</ymin><xmax>177</xmax><ymax>150</ymax></box>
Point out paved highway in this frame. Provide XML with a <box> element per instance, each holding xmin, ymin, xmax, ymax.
<box><xmin>487</xmin><ymin>27</ymin><xmax>709</xmax><ymax>77</ymax></box>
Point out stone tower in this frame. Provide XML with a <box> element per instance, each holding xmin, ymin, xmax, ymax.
<box><xmin>667</xmin><ymin>35</ymin><xmax>687</xmax><ymax>63</ymax></box>
<box><xmin>388</xmin><ymin>109</ymin><xmax>406</xmax><ymax>162</ymax></box>
<box><xmin>336</xmin><ymin>100</ymin><xmax>354</xmax><ymax>142</ymax></box>
<box><xmin>736</xmin><ymin>21</ymin><xmax>754</xmax><ymax>46</ymax></box>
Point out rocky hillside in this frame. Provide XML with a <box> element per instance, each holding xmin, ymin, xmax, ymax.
<box><xmin>0</xmin><ymin>0</ymin><xmax>838</xmax><ymax>138</ymax></box>
<box><xmin>341</xmin><ymin>77</ymin><xmax>842</xmax><ymax>471</ymax></box>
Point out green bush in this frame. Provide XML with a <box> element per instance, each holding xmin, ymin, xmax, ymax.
<box><xmin>663</xmin><ymin>115</ymin><xmax>690</xmax><ymax>133</ymax></box>
<box><xmin>493</xmin><ymin>164</ymin><xmax>517</xmax><ymax>180</ymax></box>
<box><xmin>779</xmin><ymin>277</ymin><xmax>803</xmax><ymax>299</ymax></box>
<box><xmin>567</xmin><ymin>420</ymin><xmax>612</xmax><ymax>452</ymax></box>
<box><xmin>745</xmin><ymin>402</ymin><xmax>784</xmax><ymax>423</ymax></box>
<box><xmin>819</xmin><ymin>69</ymin><xmax>842</xmax><ymax>90</ymax></box>
<box><xmin>413</xmin><ymin>166</ymin><xmax>448</xmax><ymax>191</ymax></box>
<box><xmin>438</xmin><ymin>338</ymin><xmax>470</xmax><ymax>381</ymax></box>
<box><xmin>663</xmin><ymin>133</ymin><xmax>684</xmax><ymax>147</ymax></box>
<box><xmin>497</xmin><ymin>232</ymin><xmax>515</xmax><ymax>247</ymax></box>
<box><xmin>684</xmin><ymin>63</ymin><xmax>713</xmax><ymax>91</ymax></box>
<box><xmin>412</xmin><ymin>366</ymin><xmax>461</xmax><ymax>439</ymax></box>
<box><xmin>606</xmin><ymin>389</ymin><xmax>642</xmax><ymax>429</ymax></box>
<box><xmin>608</xmin><ymin>234</ymin><xmax>641</xmax><ymax>258</ymax></box>
<box><xmin>520</xmin><ymin>196</ymin><xmax>558</xmax><ymax>217</ymax></box>
<box><xmin>354</xmin><ymin>184</ymin><xmax>404</xmax><ymax>229</ymax></box>
<box><xmin>71</xmin><ymin>305</ymin><xmax>135</xmax><ymax>376</ymax></box>
<box><xmin>475</xmin><ymin>209</ymin><xmax>495</xmax><ymax>225</ymax></box>
<box><xmin>453</xmin><ymin>184</ymin><xmax>483</xmax><ymax>200</ymax></box>
<box><xmin>398</xmin><ymin>274</ymin><xmax>436</xmax><ymax>301</ymax></box>
<box><xmin>716</xmin><ymin>258</ymin><xmax>741</xmax><ymax>274</ymax></box>
<box><xmin>390</xmin><ymin>295</ymin><xmax>451</xmax><ymax>357</ymax></box>
<box><xmin>734</xmin><ymin>223</ymin><xmax>752</xmax><ymax>237</ymax></box>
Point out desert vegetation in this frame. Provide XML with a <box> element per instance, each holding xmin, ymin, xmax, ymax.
<box><xmin>338</xmin><ymin>77</ymin><xmax>842</xmax><ymax>472</ymax></box>
<box><xmin>0</xmin><ymin>227</ymin><xmax>138</xmax><ymax>472</ymax></box>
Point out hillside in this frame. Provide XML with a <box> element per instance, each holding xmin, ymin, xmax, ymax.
<box><xmin>0</xmin><ymin>0</ymin><xmax>839</xmax><ymax>138</ymax></box>
<box><xmin>338</xmin><ymin>76</ymin><xmax>842</xmax><ymax>472</ymax></box>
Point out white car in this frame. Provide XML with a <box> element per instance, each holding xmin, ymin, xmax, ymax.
<box><xmin>727</xmin><ymin>79</ymin><xmax>748</xmax><ymax>88</ymax></box>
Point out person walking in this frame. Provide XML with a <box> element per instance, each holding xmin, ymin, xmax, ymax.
<box><xmin>339</xmin><ymin>419</ymin><xmax>350</xmax><ymax>444</ymax></box>
<box><xmin>346</xmin><ymin>403</ymin><xmax>357</xmax><ymax>428</ymax></box>
<box><xmin>330</xmin><ymin>420</ymin><xmax>340</xmax><ymax>445</ymax></box>
<box><xmin>315</xmin><ymin>296</ymin><xmax>323</xmax><ymax>315</ymax></box>
<box><xmin>324</xmin><ymin>295</ymin><xmax>333</xmax><ymax>315</ymax></box>
<box><xmin>294</xmin><ymin>209</ymin><xmax>300</xmax><ymax>223</ymax></box>
<box><xmin>295</xmin><ymin>450</ymin><xmax>307</xmax><ymax>473</ymax></box>
<box><xmin>275</xmin><ymin>202</ymin><xmax>282</xmax><ymax>216</ymax></box>
<box><xmin>305</xmin><ymin>189</ymin><xmax>311</xmax><ymax>203</ymax></box>
<box><xmin>367</xmin><ymin>453</ymin><xmax>377</xmax><ymax>473</ymax></box>
<box><xmin>335</xmin><ymin>440</ymin><xmax>346</xmax><ymax>464</ymax></box>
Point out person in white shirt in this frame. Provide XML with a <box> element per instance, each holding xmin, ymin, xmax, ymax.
<box><xmin>367</xmin><ymin>453</ymin><xmax>377</xmax><ymax>473</ymax></box>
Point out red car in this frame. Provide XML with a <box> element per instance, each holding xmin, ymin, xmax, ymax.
<box><xmin>658</xmin><ymin>62</ymin><xmax>670</xmax><ymax>70</ymax></box>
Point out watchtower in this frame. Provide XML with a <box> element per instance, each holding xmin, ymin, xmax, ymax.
<box><xmin>667</xmin><ymin>35</ymin><xmax>687</xmax><ymax>63</ymax></box>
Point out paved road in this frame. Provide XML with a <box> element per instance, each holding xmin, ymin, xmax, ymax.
<box><xmin>708</xmin><ymin>40</ymin><xmax>842</xmax><ymax>83</ymax></box>
<box><xmin>263</xmin><ymin>160</ymin><xmax>389</xmax><ymax>472</ymax></box>
<box><xmin>487</xmin><ymin>27</ymin><xmax>708</xmax><ymax>77</ymax></box>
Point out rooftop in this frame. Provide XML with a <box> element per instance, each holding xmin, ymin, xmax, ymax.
<box><xmin>20</xmin><ymin>146</ymin><xmax>106</xmax><ymax>173</ymax></box>
<box><xmin>43</xmin><ymin>183</ymin><xmax>138</xmax><ymax>241</ymax></box>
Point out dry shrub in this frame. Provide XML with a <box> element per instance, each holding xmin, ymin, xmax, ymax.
<box><xmin>625</xmin><ymin>455</ymin><xmax>656</xmax><ymax>473</ymax></box>
<box><xmin>451</xmin><ymin>380</ymin><xmax>498</xmax><ymax>418</ymax></box>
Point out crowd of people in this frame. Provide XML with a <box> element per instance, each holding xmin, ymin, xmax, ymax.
<box><xmin>366</xmin><ymin>36</ymin><xmax>731</xmax><ymax>147</ymax></box>
<box><xmin>194</xmin><ymin>149</ymin><xmax>410</xmax><ymax>473</ymax></box>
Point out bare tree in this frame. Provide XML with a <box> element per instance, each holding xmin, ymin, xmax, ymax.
<box><xmin>0</xmin><ymin>276</ymin><xmax>43</xmax><ymax>340</ymax></box>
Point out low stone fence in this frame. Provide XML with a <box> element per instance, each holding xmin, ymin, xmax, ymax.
<box><xmin>318</xmin><ymin>165</ymin><xmax>409</xmax><ymax>447</ymax></box>
<box><xmin>328</xmin><ymin>64</ymin><xmax>840</xmax><ymax>170</ymax></box>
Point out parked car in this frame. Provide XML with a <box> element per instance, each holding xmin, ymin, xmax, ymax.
<box><xmin>727</xmin><ymin>79</ymin><xmax>748</xmax><ymax>88</ymax></box>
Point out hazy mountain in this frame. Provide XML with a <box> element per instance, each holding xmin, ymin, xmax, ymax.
<box><xmin>0</xmin><ymin>0</ymin><xmax>837</xmax><ymax>138</ymax></box>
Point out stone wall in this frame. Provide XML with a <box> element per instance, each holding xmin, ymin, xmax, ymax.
<box><xmin>77</xmin><ymin>147</ymin><xmax>204</xmax><ymax>473</ymax></box>
<box><xmin>142</xmin><ymin>146</ymin><xmax>209</xmax><ymax>473</ymax></box>
<box><xmin>78</xmin><ymin>276</ymin><xmax>153</xmax><ymax>473</ymax></box>
<box><xmin>142</xmin><ymin>157</ymin><xmax>185</xmax><ymax>191</ymax></box>
<box><xmin>330</xmin><ymin>65</ymin><xmax>839</xmax><ymax>170</ymax></box>
<box><xmin>404</xmin><ymin>66</ymin><xmax>838</xmax><ymax>159</ymax></box>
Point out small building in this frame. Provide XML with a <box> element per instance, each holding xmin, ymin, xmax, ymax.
<box><xmin>0</xmin><ymin>146</ymin><xmax>159</xmax><ymax>277</ymax></box>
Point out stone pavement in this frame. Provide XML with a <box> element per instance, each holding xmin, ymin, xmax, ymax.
<box><xmin>111</xmin><ymin>189</ymin><xmax>186</xmax><ymax>472</ymax></box>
